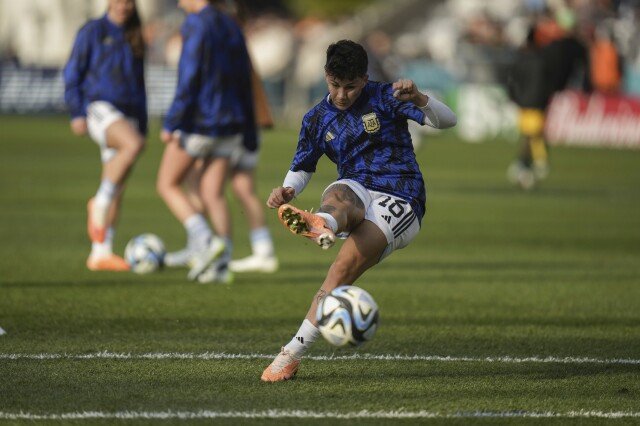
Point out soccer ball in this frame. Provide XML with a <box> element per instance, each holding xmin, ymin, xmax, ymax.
<box><xmin>124</xmin><ymin>233</ymin><xmax>165</xmax><ymax>274</ymax></box>
<box><xmin>316</xmin><ymin>285</ymin><xmax>379</xmax><ymax>347</ymax></box>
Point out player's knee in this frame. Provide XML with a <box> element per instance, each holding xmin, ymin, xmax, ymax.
<box><xmin>123</xmin><ymin>137</ymin><xmax>145</xmax><ymax>159</ymax></box>
<box><xmin>233</xmin><ymin>187</ymin><xmax>255</xmax><ymax>205</ymax></box>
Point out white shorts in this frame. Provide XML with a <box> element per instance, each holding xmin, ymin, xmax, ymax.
<box><xmin>322</xmin><ymin>179</ymin><xmax>421</xmax><ymax>261</ymax></box>
<box><xmin>86</xmin><ymin>101</ymin><xmax>139</xmax><ymax>163</ymax></box>
<box><xmin>179</xmin><ymin>132</ymin><xmax>242</xmax><ymax>159</ymax></box>
<box><xmin>231</xmin><ymin>148</ymin><xmax>259</xmax><ymax>171</ymax></box>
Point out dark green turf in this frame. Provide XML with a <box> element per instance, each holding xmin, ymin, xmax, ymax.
<box><xmin>0</xmin><ymin>115</ymin><xmax>639</xmax><ymax>422</ymax></box>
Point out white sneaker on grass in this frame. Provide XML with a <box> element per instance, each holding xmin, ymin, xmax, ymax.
<box><xmin>198</xmin><ymin>261</ymin><xmax>234</xmax><ymax>284</ymax></box>
<box><xmin>229</xmin><ymin>254</ymin><xmax>279</xmax><ymax>273</ymax></box>
<box><xmin>187</xmin><ymin>237</ymin><xmax>225</xmax><ymax>281</ymax></box>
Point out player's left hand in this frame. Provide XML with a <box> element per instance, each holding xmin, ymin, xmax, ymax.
<box><xmin>392</xmin><ymin>79</ymin><xmax>428</xmax><ymax>107</ymax></box>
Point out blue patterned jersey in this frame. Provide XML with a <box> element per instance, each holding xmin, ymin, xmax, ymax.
<box><xmin>163</xmin><ymin>5</ymin><xmax>256</xmax><ymax>151</ymax></box>
<box><xmin>64</xmin><ymin>15</ymin><xmax>147</xmax><ymax>134</ymax></box>
<box><xmin>290</xmin><ymin>81</ymin><xmax>427</xmax><ymax>222</ymax></box>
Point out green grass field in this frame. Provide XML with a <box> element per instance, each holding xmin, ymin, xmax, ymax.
<box><xmin>1</xmin><ymin>115</ymin><xmax>639</xmax><ymax>423</ymax></box>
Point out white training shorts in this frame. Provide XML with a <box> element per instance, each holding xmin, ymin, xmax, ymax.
<box><xmin>322</xmin><ymin>179</ymin><xmax>421</xmax><ymax>261</ymax></box>
<box><xmin>230</xmin><ymin>147</ymin><xmax>259</xmax><ymax>171</ymax></box>
<box><xmin>86</xmin><ymin>101</ymin><xmax>139</xmax><ymax>163</ymax></box>
<box><xmin>179</xmin><ymin>132</ymin><xmax>242</xmax><ymax>159</ymax></box>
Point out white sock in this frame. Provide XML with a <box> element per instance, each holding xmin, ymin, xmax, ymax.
<box><xmin>222</xmin><ymin>237</ymin><xmax>233</xmax><ymax>262</ymax></box>
<box><xmin>184</xmin><ymin>214</ymin><xmax>212</xmax><ymax>250</ymax></box>
<box><xmin>91</xmin><ymin>227</ymin><xmax>114</xmax><ymax>258</ymax></box>
<box><xmin>93</xmin><ymin>179</ymin><xmax>117</xmax><ymax>227</ymax></box>
<box><xmin>250</xmin><ymin>227</ymin><xmax>274</xmax><ymax>257</ymax></box>
<box><xmin>315</xmin><ymin>212</ymin><xmax>338</xmax><ymax>233</ymax></box>
<box><xmin>95</xmin><ymin>179</ymin><xmax>117</xmax><ymax>206</ymax></box>
<box><xmin>283</xmin><ymin>319</ymin><xmax>320</xmax><ymax>359</ymax></box>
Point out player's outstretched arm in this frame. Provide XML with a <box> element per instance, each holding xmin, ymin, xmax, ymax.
<box><xmin>392</xmin><ymin>78</ymin><xmax>457</xmax><ymax>129</ymax></box>
<box><xmin>267</xmin><ymin>187</ymin><xmax>295</xmax><ymax>208</ymax></box>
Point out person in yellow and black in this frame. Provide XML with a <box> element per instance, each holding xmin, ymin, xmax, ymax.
<box><xmin>506</xmin><ymin>28</ymin><xmax>552</xmax><ymax>190</ymax></box>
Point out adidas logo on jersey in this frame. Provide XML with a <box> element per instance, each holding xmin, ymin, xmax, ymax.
<box><xmin>381</xmin><ymin>215</ymin><xmax>392</xmax><ymax>224</ymax></box>
<box><xmin>325</xmin><ymin>131</ymin><xmax>335</xmax><ymax>142</ymax></box>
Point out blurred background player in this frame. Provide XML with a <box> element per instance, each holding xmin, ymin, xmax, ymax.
<box><xmin>506</xmin><ymin>27</ymin><xmax>552</xmax><ymax>190</ymax></box>
<box><xmin>156</xmin><ymin>0</ymin><xmax>256</xmax><ymax>283</ymax></box>
<box><xmin>163</xmin><ymin>0</ymin><xmax>278</xmax><ymax>274</ymax></box>
<box><xmin>261</xmin><ymin>40</ymin><xmax>456</xmax><ymax>382</ymax></box>
<box><xmin>63</xmin><ymin>0</ymin><xmax>147</xmax><ymax>271</ymax></box>
<box><xmin>167</xmin><ymin>146</ymin><xmax>279</xmax><ymax>274</ymax></box>
<box><xmin>507</xmin><ymin>6</ymin><xmax>591</xmax><ymax>190</ymax></box>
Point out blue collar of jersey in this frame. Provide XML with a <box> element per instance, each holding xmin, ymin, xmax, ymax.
<box><xmin>323</xmin><ymin>85</ymin><xmax>370</xmax><ymax>114</ymax></box>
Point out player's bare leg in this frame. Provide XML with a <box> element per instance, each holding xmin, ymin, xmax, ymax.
<box><xmin>229</xmin><ymin>169</ymin><xmax>278</xmax><ymax>273</ymax></box>
<box><xmin>164</xmin><ymin>161</ymin><xmax>205</xmax><ymax>268</ymax></box>
<box><xmin>87</xmin><ymin>182</ymin><xmax>129</xmax><ymax>271</ymax></box>
<box><xmin>304</xmin><ymin>220</ymin><xmax>387</xmax><ymax>323</ymax></box>
<box><xmin>156</xmin><ymin>141</ymin><xmax>197</xmax><ymax>223</ymax></box>
<box><xmin>88</xmin><ymin>119</ymin><xmax>144</xmax><ymax>243</ymax></box>
<box><xmin>157</xmin><ymin>142</ymin><xmax>224</xmax><ymax>280</ymax></box>
<box><xmin>262</xmin><ymin>217</ymin><xmax>387</xmax><ymax>382</ymax></box>
<box><xmin>197</xmin><ymin>157</ymin><xmax>233</xmax><ymax>283</ymax></box>
<box><xmin>200</xmin><ymin>157</ymin><xmax>232</xmax><ymax>238</ymax></box>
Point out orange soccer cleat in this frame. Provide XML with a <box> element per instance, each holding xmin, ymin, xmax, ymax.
<box><xmin>261</xmin><ymin>348</ymin><xmax>301</xmax><ymax>382</ymax></box>
<box><xmin>86</xmin><ymin>254</ymin><xmax>130</xmax><ymax>272</ymax></box>
<box><xmin>277</xmin><ymin>204</ymin><xmax>335</xmax><ymax>250</ymax></box>
<box><xmin>86</xmin><ymin>198</ymin><xmax>106</xmax><ymax>243</ymax></box>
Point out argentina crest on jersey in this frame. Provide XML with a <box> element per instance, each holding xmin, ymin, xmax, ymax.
<box><xmin>361</xmin><ymin>112</ymin><xmax>380</xmax><ymax>134</ymax></box>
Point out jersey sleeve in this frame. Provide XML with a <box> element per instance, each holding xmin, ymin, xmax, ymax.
<box><xmin>379</xmin><ymin>83</ymin><xmax>425</xmax><ymax>124</ymax></box>
<box><xmin>289</xmin><ymin>113</ymin><xmax>324</xmax><ymax>173</ymax></box>
<box><xmin>63</xmin><ymin>25</ymin><xmax>92</xmax><ymax>118</ymax></box>
<box><xmin>163</xmin><ymin>16</ymin><xmax>205</xmax><ymax>132</ymax></box>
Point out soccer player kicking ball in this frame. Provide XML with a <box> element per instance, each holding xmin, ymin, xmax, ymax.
<box><xmin>261</xmin><ymin>40</ymin><xmax>457</xmax><ymax>382</ymax></box>
<box><xmin>64</xmin><ymin>0</ymin><xmax>147</xmax><ymax>271</ymax></box>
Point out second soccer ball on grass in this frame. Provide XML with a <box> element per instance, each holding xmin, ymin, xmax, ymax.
<box><xmin>124</xmin><ymin>233</ymin><xmax>166</xmax><ymax>274</ymax></box>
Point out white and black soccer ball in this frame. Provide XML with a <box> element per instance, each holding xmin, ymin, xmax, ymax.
<box><xmin>124</xmin><ymin>233</ymin><xmax>166</xmax><ymax>274</ymax></box>
<box><xmin>316</xmin><ymin>285</ymin><xmax>379</xmax><ymax>347</ymax></box>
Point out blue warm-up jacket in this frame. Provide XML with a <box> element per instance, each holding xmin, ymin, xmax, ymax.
<box><xmin>64</xmin><ymin>14</ymin><xmax>147</xmax><ymax>135</ymax></box>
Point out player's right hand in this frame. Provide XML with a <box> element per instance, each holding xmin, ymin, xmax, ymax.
<box><xmin>70</xmin><ymin>117</ymin><xmax>87</xmax><ymax>136</ymax></box>
<box><xmin>267</xmin><ymin>186</ymin><xmax>295</xmax><ymax>208</ymax></box>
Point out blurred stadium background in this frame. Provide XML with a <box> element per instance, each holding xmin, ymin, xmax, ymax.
<box><xmin>1</xmin><ymin>0</ymin><xmax>640</xmax><ymax>421</ymax></box>
<box><xmin>2</xmin><ymin>0</ymin><xmax>640</xmax><ymax>146</ymax></box>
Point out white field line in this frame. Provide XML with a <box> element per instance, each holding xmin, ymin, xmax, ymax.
<box><xmin>1</xmin><ymin>410</ymin><xmax>640</xmax><ymax>420</ymax></box>
<box><xmin>0</xmin><ymin>351</ymin><xmax>639</xmax><ymax>365</ymax></box>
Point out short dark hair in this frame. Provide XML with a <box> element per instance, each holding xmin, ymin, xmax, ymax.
<box><xmin>325</xmin><ymin>40</ymin><xmax>368</xmax><ymax>80</ymax></box>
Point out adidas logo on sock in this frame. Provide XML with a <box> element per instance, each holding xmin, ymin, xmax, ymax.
<box><xmin>296</xmin><ymin>336</ymin><xmax>304</xmax><ymax>344</ymax></box>
<box><xmin>382</xmin><ymin>215</ymin><xmax>392</xmax><ymax>224</ymax></box>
